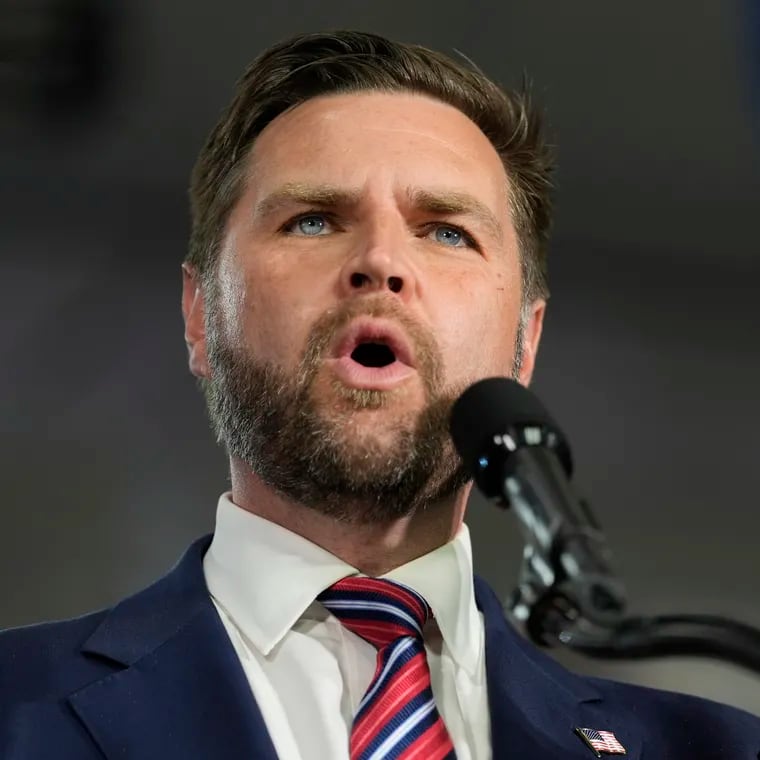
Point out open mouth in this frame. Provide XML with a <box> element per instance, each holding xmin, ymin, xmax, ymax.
<box><xmin>350</xmin><ymin>341</ymin><xmax>398</xmax><ymax>368</ymax></box>
<box><xmin>328</xmin><ymin>319</ymin><xmax>417</xmax><ymax>390</ymax></box>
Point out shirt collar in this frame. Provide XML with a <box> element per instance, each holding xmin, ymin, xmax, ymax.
<box><xmin>384</xmin><ymin>522</ymin><xmax>482</xmax><ymax>675</ymax></box>
<box><xmin>203</xmin><ymin>493</ymin><xmax>354</xmax><ymax>656</ymax></box>
<box><xmin>203</xmin><ymin>493</ymin><xmax>482</xmax><ymax>674</ymax></box>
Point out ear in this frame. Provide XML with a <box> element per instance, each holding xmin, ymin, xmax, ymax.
<box><xmin>517</xmin><ymin>298</ymin><xmax>546</xmax><ymax>386</ymax></box>
<box><xmin>181</xmin><ymin>263</ymin><xmax>210</xmax><ymax>379</ymax></box>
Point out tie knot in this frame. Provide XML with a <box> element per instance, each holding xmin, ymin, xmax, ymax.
<box><xmin>318</xmin><ymin>577</ymin><xmax>431</xmax><ymax>649</ymax></box>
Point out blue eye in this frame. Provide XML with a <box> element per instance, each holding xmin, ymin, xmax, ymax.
<box><xmin>295</xmin><ymin>215</ymin><xmax>328</xmax><ymax>236</ymax></box>
<box><xmin>433</xmin><ymin>225</ymin><xmax>465</xmax><ymax>247</ymax></box>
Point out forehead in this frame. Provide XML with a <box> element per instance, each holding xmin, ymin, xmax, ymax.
<box><xmin>245</xmin><ymin>92</ymin><xmax>511</xmax><ymax>211</ymax></box>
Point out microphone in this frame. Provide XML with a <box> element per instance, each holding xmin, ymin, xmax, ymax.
<box><xmin>449</xmin><ymin>377</ymin><xmax>760</xmax><ymax>674</ymax></box>
<box><xmin>449</xmin><ymin>377</ymin><xmax>626</xmax><ymax>641</ymax></box>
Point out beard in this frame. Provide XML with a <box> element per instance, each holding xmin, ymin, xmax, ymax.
<box><xmin>201</xmin><ymin>295</ymin><xmax>522</xmax><ymax>525</ymax></box>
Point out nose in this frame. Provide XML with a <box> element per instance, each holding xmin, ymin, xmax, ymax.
<box><xmin>339</xmin><ymin>222</ymin><xmax>417</xmax><ymax>301</ymax></box>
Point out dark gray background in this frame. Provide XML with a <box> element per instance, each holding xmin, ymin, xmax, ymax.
<box><xmin>2</xmin><ymin>1</ymin><xmax>759</xmax><ymax>714</ymax></box>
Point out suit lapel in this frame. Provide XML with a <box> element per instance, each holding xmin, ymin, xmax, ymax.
<box><xmin>474</xmin><ymin>576</ymin><xmax>644</xmax><ymax>759</ymax></box>
<box><xmin>68</xmin><ymin>536</ymin><xmax>278</xmax><ymax>760</ymax></box>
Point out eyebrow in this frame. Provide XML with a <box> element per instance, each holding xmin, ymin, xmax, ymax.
<box><xmin>254</xmin><ymin>183</ymin><xmax>361</xmax><ymax>219</ymax></box>
<box><xmin>408</xmin><ymin>188</ymin><xmax>504</xmax><ymax>243</ymax></box>
<box><xmin>254</xmin><ymin>182</ymin><xmax>504</xmax><ymax>243</ymax></box>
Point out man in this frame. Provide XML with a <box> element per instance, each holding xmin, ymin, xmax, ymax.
<box><xmin>1</xmin><ymin>30</ymin><xmax>758</xmax><ymax>760</ymax></box>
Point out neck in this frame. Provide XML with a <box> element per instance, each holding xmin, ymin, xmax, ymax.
<box><xmin>228</xmin><ymin>457</ymin><xmax>471</xmax><ymax>576</ymax></box>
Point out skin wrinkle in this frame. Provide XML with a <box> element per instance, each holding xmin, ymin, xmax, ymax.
<box><xmin>310</xmin><ymin>97</ymin><xmax>485</xmax><ymax>157</ymax></box>
<box><xmin>252</xmin><ymin>183</ymin><xmax>504</xmax><ymax>247</ymax></box>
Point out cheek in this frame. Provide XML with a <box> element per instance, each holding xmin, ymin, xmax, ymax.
<box><xmin>236</xmin><ymin>259</ymin><xmax>331</xmax><ymax>364</ymax></box>
<box><xmin>434</xmin><ymin>274</ymin><xmax>521</xmax><ymax>380</ymax></box>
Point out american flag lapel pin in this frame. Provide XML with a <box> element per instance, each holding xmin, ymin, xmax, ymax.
<box><xmin>575</xmin><ymin>727</ymin><xmax>627</xmax><ymax>756</ymax></box>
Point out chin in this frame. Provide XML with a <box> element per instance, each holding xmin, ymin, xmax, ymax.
<box><xmin>321</xmin><ymin>392</ymin><xmax>420</xmax><ymax>446</ymax></box>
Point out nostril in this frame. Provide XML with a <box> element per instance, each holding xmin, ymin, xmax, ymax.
<box><xmin>387</xmin><ymin>276</ymin><xmax>402</xmax><ymax>293</ymax></box>
<box><xmin>350</xmin><ymin>272</ymin><xmax>369</xmax><ymax>288</ymax></box>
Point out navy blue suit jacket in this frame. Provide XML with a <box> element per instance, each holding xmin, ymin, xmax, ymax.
<box><xmin>1</xmin><ymin>535</ymin><xmax>758</xmax><ymax>759</ymax></box>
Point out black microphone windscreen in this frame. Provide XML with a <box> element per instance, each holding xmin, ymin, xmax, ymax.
<box><xmin>449</xmin><ymin>377</ymin><xmax>557</xmax><ymax>467</ymax></box>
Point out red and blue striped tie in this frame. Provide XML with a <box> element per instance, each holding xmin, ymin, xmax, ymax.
<box><xmin>318</xmin><ymin>577</ymin><xmax>457</xmax><ymax>760</ymax></box>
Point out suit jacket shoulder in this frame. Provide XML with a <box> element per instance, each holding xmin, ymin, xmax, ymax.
<box><xmin>0</xmin><ymin>537</ymin><xmax>279</xmax><ymax>760</ymax></box>
<box><xmin>472</xmin><ymin>575</ymin><xmax>760</xmax><ymax>758</ymax></box>
<box><xmin>588</xmin><ymin>672</ymin><xmax>760</xmax><ymax>755</ymax></box>
<box><xmin>0</xmin><ymin>609</ymin><xmax>109</xmax><ymax>702</ymax></box>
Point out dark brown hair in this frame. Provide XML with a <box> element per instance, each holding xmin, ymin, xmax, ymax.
<box><xmin>187</xmin><ymin>30</ymin><xmax>553</xmax><ymax>302</ymax></box>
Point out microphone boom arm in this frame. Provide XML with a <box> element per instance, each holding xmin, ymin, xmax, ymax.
<box><xmin>502</xmin><ymin>451</ymin><xmax>760</xmax><ymax>675</ymax></box>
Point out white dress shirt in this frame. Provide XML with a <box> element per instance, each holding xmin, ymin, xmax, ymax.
<box><xmin>203</xmin><ymin>493</ymin><xmax>492</xmax><ymax>760</ymax></box>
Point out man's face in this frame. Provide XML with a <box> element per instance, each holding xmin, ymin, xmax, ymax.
<box><xmin>184</xmin><ymin>91</ymin><xmax>544</xmax><ymax>521</ymax></box>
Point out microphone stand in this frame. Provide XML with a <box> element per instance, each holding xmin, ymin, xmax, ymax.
<box><xmin>503</xmin><ymin>483</ymin><xmax>760</xmax><ymax>676</ymax></box>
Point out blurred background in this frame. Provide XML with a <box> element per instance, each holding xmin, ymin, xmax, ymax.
<box><xmin>2</xmin><ymin>0</ymin><xmax>759</xmax><ymax>715</ymax></box>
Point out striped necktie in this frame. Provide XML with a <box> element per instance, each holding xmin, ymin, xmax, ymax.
<box><xmin>318</xmin><ymin>576</ymin><xmax>457</xmax><ymax>760</ymax></box>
